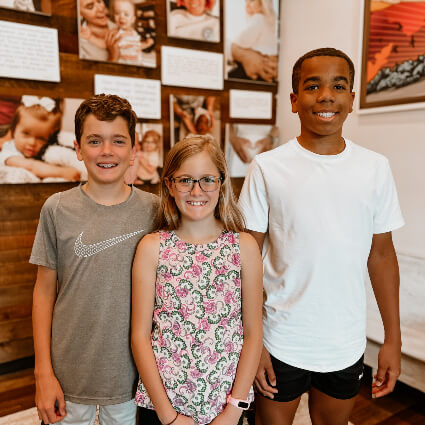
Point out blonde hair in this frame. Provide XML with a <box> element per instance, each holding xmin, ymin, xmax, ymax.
<box><xmin>156</xmin><ymin>135</ymin><xmax>245</xmax><ymax>232</ymax></box>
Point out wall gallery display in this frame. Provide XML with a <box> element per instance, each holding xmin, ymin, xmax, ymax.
<box><xmin>360</xmin><ymin>0</ymin><xmax>425</xmax><ymax>111</ymax></box>
<box><xmin>0</xmin><ymin>95</ymin><xmax>87</xmax><ymax>184</ymax></box>
<box><xmin>77</xmin><ymin>0</ymin><xmax>156</xmax><ymax>68</ymax></box>
<box><xmin>224</xmin><ymin>0</ymin><xmax>280</xmax><ymax>84</ymax></box>
<box><xmin>225</xmin><ymin>123</ymin><xmax>278</xmax><ymax>177</ymax></box>
<box><xmin>0</xmin><ymin>0</ymin><xmax>51</xmax><ymax>14</ymax></box>
<box><xmin>125</xmin><ymin>123</ymin><xmax>163</xmax><ymax>185</ymax></box>
<box><xmin>166</xmin><ymin>0</ymin><xmax>220</xmax><ymax>43</ymax></box>
<box><xmin>169</xmin><ymin>94</ymin><xmax>220</xmax><ymax>146</ymax></box>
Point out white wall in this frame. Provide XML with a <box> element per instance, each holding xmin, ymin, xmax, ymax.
<box><xmin>277</xmin><ymin>0</ymin><xmax>425</xmax><ymax>258</ymax></box>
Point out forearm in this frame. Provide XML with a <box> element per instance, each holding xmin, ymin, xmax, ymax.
<box><xmin>132</xmin><ymin>336</ymin><xmax>176</xmax><ymax>423</ymax></box>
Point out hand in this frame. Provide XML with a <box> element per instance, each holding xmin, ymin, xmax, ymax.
<box><xmin>229</xmin><ymin>136</ymin><xmax>252</xmax><ymax>163</ymax></box>
<box><xmin>181</xmin><ymin>112</ymin><xmax>197</xmax><ymax>135</ymax></box>
<box><xmin>173</xmin><ymin>413</ymin><xmax>197</xmax><ymax>425</ymax></box>
<box><xmin>61</xmin><ymin>167</ymin><xmax>81</xmax><ymax>182</ymax></box>
<box><xmin>372</xmin><ymin>341</ymin><xmax>401</xmax><ymax>398</ymax></box>
<box><xmin>254</xmin><ymin>345</ymin><xmax>278</xmax><ymax>399</ymax></box>
<box><xmin>80</xmin><ymin>25</ymin><xmax>92</xmax><ymax>40</ymax></box>
<box><xmin>35</xmin><ymin>373</ymin><xmax>66</xmax><ymax>424</ymax></box>
<box><xmin>254</xmin><ymin>136</ymin><xmax>273</xmax><ymax>154</ymax></box>
<box><xmin>105</xmin><ymin>28</ymin><xmax>123</xmax><ymax>62</ymax></box>
<box><xmin>209</xmin><ymin>404</ymin><xmax>242</xmax><ymax>425</ymax></box>
<box><xmin>238</xmin><ymin>49</ymin><xmax>278</xmax><ymax>82</ymax></box>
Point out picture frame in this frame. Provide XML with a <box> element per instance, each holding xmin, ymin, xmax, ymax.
<box><xmin>359</xmin><ymin>0</ymin><xmax>425</xmax><ymax>113</ymax></box>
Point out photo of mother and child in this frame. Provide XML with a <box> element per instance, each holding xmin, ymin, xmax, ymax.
<box><xmin>78</xmin><ymin>0</ymin><xmax>156</xmax><ymax>67</ymax></box>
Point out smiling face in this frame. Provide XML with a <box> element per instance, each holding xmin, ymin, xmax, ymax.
<box><xmin>167</xmin><ymin>150</ymin><xmax>221</xmax><ymax>225</ymax></box>
<box><xmin>80</xmin><ymin>0</ymin><xmax>108</xmax><ymax>27</ymax></box>
<box><xmin>180</xmin><ymin>0</ymin><xmax>207</xmax><ymax>16</ymax></box>
<box><xmin>13</xmin><ymin>110</ymin><xmax>56</xmax><ymax>158</ymax></box>
<box><xmin>74</xmin><ymin>114</ymin><xmax>135</xmax><ymax>185</ymax></box>
<box><xmin>141</xmin><ymin>131</ymin><xmax>160</xmax><ymax>152</ymax></box>
<box><xmin>245</xmin><ymin>0</ymin><xmax>263</xmax><ymax>16</ymax></box>
<box><xmin>113</xmin><ymin>0</ymin><xmax>136</xmax><ymax>30</ymax></box>
<box><xmin>290</xmin><ymin>56</ymin><xmax>355</xmax><ymax>142</ymax></box>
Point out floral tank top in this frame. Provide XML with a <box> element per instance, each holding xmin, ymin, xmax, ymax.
<box><xmin>135</xmin><ymin>230</ymin><xmax>253</xmax><ymax>424</ymax></box>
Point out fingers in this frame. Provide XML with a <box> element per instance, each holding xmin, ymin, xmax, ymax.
<box><xmin>57</xmin><ymin>393</ymin><xmax>67</xmax><ymax>417</ymax></box>
<box><xmin>372</xmin><ymin>369</ymin><xmax>399</xmax><ymax>398</ymax></box>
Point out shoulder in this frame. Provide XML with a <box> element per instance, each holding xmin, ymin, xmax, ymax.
<box><xmin>239</xmin><ymin>232</ymin><xmax>261</xmax><ymax>257</ymax></box>
<box><xmin>136</xmin><ymin>232</ymin><xmax>160</xmax><ymax>254</ymax></box>
<box><xmin>42</xmin><ymin>187</ymin><xmax>77</xmax><ymax>211</ymax></box>
<box><xmin>348</xmin><ymin>139</ymin><xmax>388</xmax><ymax>164</ymax></box>
<box><xmin>133</xmin><ymin>187</ymin><xmax>160</xmax><ymax>206</ymax></box>
<box><xmin>255</xmin><ymin>139</ymin><xmax>296</xmax><ymax>165</ymax></box>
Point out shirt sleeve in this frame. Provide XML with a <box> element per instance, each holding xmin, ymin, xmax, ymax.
<box><xmin>29</xmin><ymin>194</ymin><xmax>59</xmax><ymax>270</ymax></box>
<box><xmin>233</xmin><ymin>14</ymin><xmax>264</xmax><ymax>50</ymax></box>
<box><xmin>238</xmin><ymin>159</ymin><xmax>269</xmax><ymax>233</ymax></box>
<box><xmin>373</xmin><ymin>158</ymin><xmax>405</xmax><ymax>234</ymax></box>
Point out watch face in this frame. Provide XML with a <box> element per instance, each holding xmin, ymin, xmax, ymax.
<box><xmin>238</xmin><ymin>401</ymin><xmax>249</xmax><ymax>409</ymax></box>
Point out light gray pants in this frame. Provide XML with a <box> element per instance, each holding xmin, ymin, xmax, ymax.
<box><xmin>55</xmin><ymin>399</ymin><xmax>137</xmax><ymax>425</ymax></box>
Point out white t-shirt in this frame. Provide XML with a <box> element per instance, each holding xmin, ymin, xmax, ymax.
<box><xmin>238</xmin><ymin>138</ymin><xmax>404</xmax><ymax>372</ymax></box>
<box><xmin>169</xmin><ymin>10</ymin><xmax>219</xmax><ymax>42</ymax></box>
<box><xmin>0</xmin><ymin>140</ymin><xmax>23</xmax><ymax>165</ymax></box>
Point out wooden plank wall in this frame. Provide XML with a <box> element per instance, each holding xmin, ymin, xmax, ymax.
<box><xmin>0</xmin><ymin>0</ymin><xmax>277</xmax><ymax>367</ymax></box>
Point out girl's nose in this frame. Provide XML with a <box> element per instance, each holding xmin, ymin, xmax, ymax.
<box><xmin>190</xmin><ymin>180</ymin><xmax>203</xmax><ymax>195</ymax></box>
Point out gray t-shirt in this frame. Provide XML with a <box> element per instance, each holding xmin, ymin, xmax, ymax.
<box><xmin>30</xmin><ymin>185</ymin><xmax>158</xmax><ymax>405</ymax></box>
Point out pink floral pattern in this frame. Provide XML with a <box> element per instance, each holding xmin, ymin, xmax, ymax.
<box><xmin>135</xmin><ymin>231</ymin><xmax>253</xmax><ymax>424</ymax></box>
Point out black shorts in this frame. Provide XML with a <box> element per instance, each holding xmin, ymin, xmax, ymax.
<box><xmin>265</xmin><ymin>354</ymin><xmax>364</xmax><ymax>402</ymax></box>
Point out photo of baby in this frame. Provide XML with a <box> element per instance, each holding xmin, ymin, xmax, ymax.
<box><xmin>167</xmin><ymin>0</ymin><xmax>220</xmax><ymax>43</ymax></box>
<box><xmin>0</xmin><ymin>0</ymin><xmax>51</xmax><ymax>15</ymax></box>
<box><xmin>225</xmin><ymin>123</ymin><xmax>279</xmax><ymax>177</ymax></box>
<box><xmin>169</xmin><ymin>94</ymin><xmax>220</xmax><ymax>146</ymax></box>
<box><xmin>225</xmin><ymin>0</ymin><xmax>280</xmax><ymax>84</ymax></box>
<box><xmin>78</xmin><ymin>0</ymin><xmax>156</xmax><ymax>68</ymax></box>
<box><xmin>0</xmin><ymin>95</ymin><xmax>87</xmax><ymax>184</ymax></box>
<box><xmin>125</xmin><ymin>123</ymin><xmax>163</xmax><ymax>185</ymax></box>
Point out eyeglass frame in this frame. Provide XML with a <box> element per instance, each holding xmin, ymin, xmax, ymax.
<box><xmin>169</xmin><ymin>176</ymin><xmax>223</xmax><ymax>193</ymax></box>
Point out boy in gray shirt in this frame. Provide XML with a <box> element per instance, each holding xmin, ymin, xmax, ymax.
<box><xmin>30</xmin><ymin>94</ymin><xmax>158</xmax><ymax>425</ymax></box>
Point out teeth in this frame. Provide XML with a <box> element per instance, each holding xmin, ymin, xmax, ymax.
<box><xmin>188</xmin><ymin>201</ymin><xmax>206</xmax><ymax>206</ymax></box>
<box><xmin>317</xmin><ymin>112</ymin><xmax>335</xmax><ymax>118</ymax></box>
<box><xmin>98</xmin><ymin>164</ymin><xmax>116</xmax><ymax>168</ymax></box>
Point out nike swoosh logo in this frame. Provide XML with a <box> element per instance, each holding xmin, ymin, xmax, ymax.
<box><xmin>74</xmin><ymin>230</ymin><xmax>144</xmax><ymax>258</ymax></box>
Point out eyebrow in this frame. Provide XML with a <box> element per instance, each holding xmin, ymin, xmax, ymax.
<box><xmin>85</xmin><ymin>133</ymin><xmax>129</xmax><ymax>139</ymax></box>
<box><xmin>303</xmin><ymin>76</ymin><xmax>349</xmax><ymax>85</ymax></box>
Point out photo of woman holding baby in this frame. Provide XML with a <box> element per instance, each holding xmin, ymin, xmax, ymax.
<box><xmin>78</xmin><ymin>0</ymin><xmax>156</xmax><ymax>67</ymax></box>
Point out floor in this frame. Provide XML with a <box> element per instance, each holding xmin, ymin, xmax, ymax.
<box><xmin>0</xmin><ymin>366</ymin><xmax>424</xmax><ymax>424</ymax></box>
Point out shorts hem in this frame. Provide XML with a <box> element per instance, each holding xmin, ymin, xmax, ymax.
<box><xmin>311</xmin><ymin>383</ymin><xmax>361</xmax><ymax>400</ymax></box>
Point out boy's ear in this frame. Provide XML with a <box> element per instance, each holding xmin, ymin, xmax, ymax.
<box><xmin>129</xmin><ymin>144</ymin><xmax>136</xmax><ymax>166</ymax></box>
<box><xmin>74</xmin><ymin>140</ymin><xmax>83</xmax><ymax>161</ymax></box>
<box><xmin>290</xmin><ymin>93</ymin><xmax>298</xmax><ymax>113</ymax></box>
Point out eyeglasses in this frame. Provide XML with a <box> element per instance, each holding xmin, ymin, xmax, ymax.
<box><xmin>170</xmin><ymin>176</ymin><xmax>223</xmax><ymax>192</ymax></box>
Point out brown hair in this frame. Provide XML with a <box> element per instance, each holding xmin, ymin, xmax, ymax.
<box><xmin>75</xmin><ymin>94</ymin><xmax>137</xmax><ymax>146</ymax></box>
<box><xmin>156</xmin><ymin>135</ymin><xmax>245</xmax><ymax>232</ymax></box>
<box><xmin>292</xmin><ymin>47</ymin><xmax>355</xmax><ymax>94</ymax></box>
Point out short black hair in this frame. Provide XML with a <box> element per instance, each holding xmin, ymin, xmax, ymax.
<box><xmin>292</xmin><ymin>47</ymin><xmax>355</xmax><ymax>94</ymax></box>
<box><xmin>75</xmin><ymin>94</ymin><xmax>137</xmax><ymax>146</ymax></box>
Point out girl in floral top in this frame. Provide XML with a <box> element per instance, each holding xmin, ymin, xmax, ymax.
<box><xmin>132</xmin><ymin>135</ymin><xmax>263</xmax><ymax>425</ymax></box>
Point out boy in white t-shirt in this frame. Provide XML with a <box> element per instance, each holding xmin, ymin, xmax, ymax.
<box><xmin>238</xmin><ymin>48</ymin><xmax>404</xmax><ymax>425</ymax></box>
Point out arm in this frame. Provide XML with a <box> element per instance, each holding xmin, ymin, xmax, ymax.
<box><xmin>105</xmin><ymin>28</ymin><xmax>122</xmax><ymax>62</ymax></box>
<box><xmin>228</xmin><ymin>125</ymin><xmax>251</xmax><ymax>164</ymax></box>
<box><xmin>231</xmin><ymin>44</ymin><xmax>278</xmax><ymax>82</ymax></box>
<box><xmin>205</xmin><ymin>96</ymin><xmax>216</xmax><ymax>130</ymax></box>
<box><xmin>244</xmin><ymin>231</ymin><xmax>278</xmax><ymax>399</ymax></box>
<box><xmin>368</xmin><ymin>232</ymin><xmax>401</xmax><ymax>398</ymax></box>
<box><xmin>254</xmin><ymin>126</ymin><xmax>279</xmax><ymax>154</ymax></box>
<box><xmin>5</xmin><ymin>156</ymin><xmax>81</xmax><ymax>181</ymax></box>
<box><xmin>211</xmin><ymin>233</ymin><xmax>263</xmax><ymax>424</ymax></box>
<box><xmin>173</xmin><ymin>101</ymin><xmax>197</xmax><ymax>135</ymax></box>
<box><xmin>32</xmin><ymin>266</ymin><xmax>66</xmax><ymax>424</ymax></box>
<box><xmin>131</xmin><ymin>234</ymin><xmax>196</xmax><ymax>425</ymax></box>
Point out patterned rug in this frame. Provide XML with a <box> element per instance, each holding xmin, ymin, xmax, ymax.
<box><xmin>0</xmin><ymin>395</ymin><xmax>354</xmax><ymax>424</ymax></box>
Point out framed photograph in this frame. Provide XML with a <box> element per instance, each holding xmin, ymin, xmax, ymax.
<box><xmin>0</xmin><ymin>95</ymin><xmax>87</xmax><ymax>184</ymax></box>
<box><xmin>224</xmin><ymin>0</ymin><xmax>280</xmax><ymax>84</ymax></box>
<box><xmin>225</xmin><ymin>123</ymin><xmax>278</xmax><ymax>177</ymax></box>
<box><xmin>359</xmin><ymin>0</ymin><xmax>425</xmax><ymax>112</ymax></box>
<box><xmin>169</xmin><ymin>94</ymin><xmax>220</xmax><ymax>146</ymax></box>
<box><xmin>166</xmin><ymin>0</ymin><xmax>220</xmax><ymax>42</ymax></box>
<box><xmin>0</xmin><ymin>0</ymin><xmax>51</xmax><ymax>15</ymax></box>
<box><xmin>125</xmin><ymin>123</ymin><xmax>163</xmax><ymax>185</ymax></box>
<box><xmin>77</xmin><ymin>0</ymin><xmax>156</xmax><ymax>68</ymax></box>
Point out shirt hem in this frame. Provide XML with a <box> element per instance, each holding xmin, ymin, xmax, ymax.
<box><xmin>65</xmin><ymin>393</ymin><xmax>133</xmax><ymax>406</ymax></box>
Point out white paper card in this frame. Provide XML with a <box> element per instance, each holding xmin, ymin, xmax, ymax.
<box><xmin>230</xmin><ymin>90</ymin><xmax>273</xmax><ymax>119</ymax></box>
<box><xmin>0</xmin><ymin>21</ymin><xmax>60</xmax><ymax>82</ymax></box>
<box><xmin>161</xmin><ymin>46</ymin><xmax>223</xmax><ymax>90</ymax></box>
<box><xmin>94</xmin><ymin>74</ymin><xmax>161</xmax><ymax>119</ymax></box>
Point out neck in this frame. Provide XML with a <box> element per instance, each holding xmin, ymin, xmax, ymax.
<box><xmin>297</xmin><ymin>133</ymin><xmax>345</xmax><ymax>155</ymax></box>
<box><xmin>176</xmin><ymin>218</ymin><xmax>223</xmax><ymax>244</ymax></box>
<box><xmin>87</xmin><ymin>23</ymin><xmax>108</xmax><ymax>43</ymax></box>
<box><xmin>82</xmin><ymin>181</ymin><xmax>131</xmax><ymax>206</ymax></box>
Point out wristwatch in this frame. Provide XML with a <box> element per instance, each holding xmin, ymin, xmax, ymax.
<box><xmin>227</xmin><ymin>394</ymin><xmax>250</xmax><ymax>410</ymax></box>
